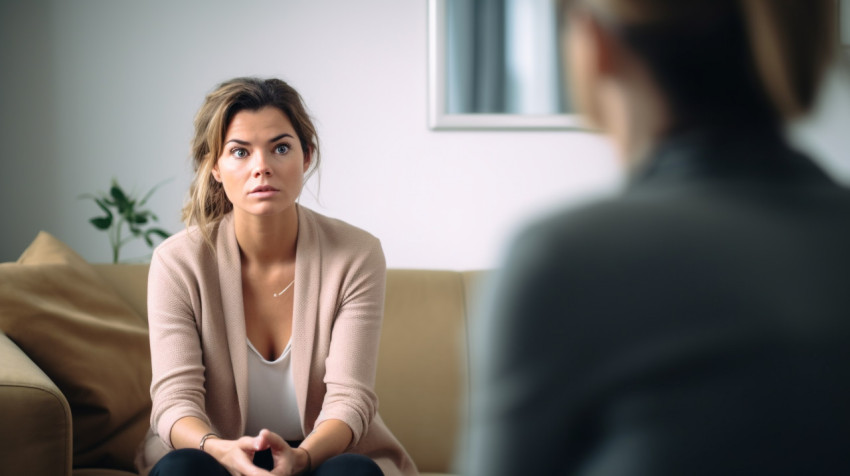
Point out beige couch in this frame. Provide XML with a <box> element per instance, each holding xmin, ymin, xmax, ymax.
<box><xmin>0</xmin><ymin>263</ymin><xmax>485</xmax><ymax>476</ymax></box>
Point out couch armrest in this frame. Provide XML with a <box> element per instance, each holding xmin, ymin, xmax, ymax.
<box><xmin>0</xmin><ymin>331</ymin><xmax>72</xmax><ymax>476</ymax></box>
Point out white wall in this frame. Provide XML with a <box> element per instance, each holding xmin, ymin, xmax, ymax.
<box><xmin>1</xmin><ymin>0</ymin><xmax>848</xmax><ymax>269</ymax></box>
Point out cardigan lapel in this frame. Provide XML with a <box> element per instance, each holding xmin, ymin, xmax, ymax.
<box><xmin>216</xmin><ymin>213</ymin><xmax>250</xmax><ymax>431</ymax></box>
<box><xmin>291</xmin><ymin>205</ymin><xmax>322</xmax><ymax>436</ymax></box>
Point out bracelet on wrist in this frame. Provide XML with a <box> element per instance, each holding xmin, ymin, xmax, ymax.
<box><xmin>199</xmin><ymin>432</ymin><xmax>220</xmax><ymax>452</ymax></box>
<box><xmin>301</xmin><ymin>447</ymin><xmax>313</xmax><ymax>474</ymax></box>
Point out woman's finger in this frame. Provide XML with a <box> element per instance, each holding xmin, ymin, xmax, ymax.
<box><xmin>234</xmin><ymin>451</ymin><xmax>274</xmax><ymax>476</ymax></box>
<box><xmin>236</xmin><ymin>435</ymin><xmax>260</xmax><ymax>451</ymax></box>
<box><xmin>255</xmin><ymin>428</ymin><xmax>291</xmax><ymax>453</ymax></box>
<box><xmin>225</xmin><ymin>437</ymin><xmax>274</xmax><ymax>476</ymax></box>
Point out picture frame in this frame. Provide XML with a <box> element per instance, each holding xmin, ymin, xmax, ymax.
<box><xmin>427</xmin><ymin>0</ymin><xmax>586</xmax><ymax>131</ymax></box>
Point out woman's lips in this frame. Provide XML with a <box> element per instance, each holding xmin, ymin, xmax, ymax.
<box><xmin>249</xmin><ymin>185</ymin><xmax>280</xmax><ymax>196</ymax></box>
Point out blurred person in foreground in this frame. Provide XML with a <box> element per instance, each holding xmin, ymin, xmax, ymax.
<box><xmin>465</xmin><ymin>0</ymin><xmax>850</xmax><ymax>475</ymax></box>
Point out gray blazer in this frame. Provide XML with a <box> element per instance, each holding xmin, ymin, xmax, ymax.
<box><xmin>466</xmin><ymin>126</ymin><xmax>850</xmax><ymax>475</ymax></box>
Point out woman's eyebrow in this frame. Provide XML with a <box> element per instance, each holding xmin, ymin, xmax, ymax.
<box><xmin>268</xmin><ymin>133</ymin><xmax>294</xmax><ymax>143</ymax></box>
<box><xmin>224</xmin><ymin>133</ymin><xmax>293</xmax><ymax>147</ymax></box>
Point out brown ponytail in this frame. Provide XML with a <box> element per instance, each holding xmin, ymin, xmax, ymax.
<box><xmin>740</xmin><ymin>0</ymin><xmax>837</xmax><ymax>119</ymax></box>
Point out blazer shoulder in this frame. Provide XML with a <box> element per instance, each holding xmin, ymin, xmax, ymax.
<box><xmin>519</xmin><ymin>196</ymin><xmax>647</xmax><ymax>245</ymax></box>
<box><xmin>506</xmin><ymin>194</ymin><xmax>685</xmax><ymax>273</ymax></box>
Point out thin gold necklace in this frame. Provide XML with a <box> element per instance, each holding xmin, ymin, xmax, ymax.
<box><xmin>273</xmin><ymin>280</ymin><xmax>295</xmax><ymax>298</ymax></box>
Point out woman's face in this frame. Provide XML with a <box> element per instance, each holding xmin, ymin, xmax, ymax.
<box><xmin>212</xmin><ymin>106</ymin><xmax>310</xmax><ymax>218</ymax></box>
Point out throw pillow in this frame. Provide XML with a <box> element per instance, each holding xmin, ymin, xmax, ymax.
<box><xmin>0</xmin><ymin>232</ymin><xmax>151</xmax><ymax>472</ymax></box>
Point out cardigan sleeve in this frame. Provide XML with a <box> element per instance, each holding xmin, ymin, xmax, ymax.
<box><xmin>147</xmin><ymin>244</ymin><xmax>212</xmax><ymax>448</ymax></box>
<box><xmin>313</xmin><ymin>235</ymin><xmax>386</xmax><ymax>447</ymax></box>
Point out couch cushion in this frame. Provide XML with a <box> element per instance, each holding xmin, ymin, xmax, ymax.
<box><xmin>92</xmin><ymin>264</ymin><xmax>151</xmax><ymax>323</ymax></box>
<box><xmin>377</xmin><ymin>269</ymin><xmax>470</xmax><ymax>474</ymax></box>
<box><xmin>0</xmin><ymin>232</ymin><xmax>151</xmax><ymax>472</ymax></box>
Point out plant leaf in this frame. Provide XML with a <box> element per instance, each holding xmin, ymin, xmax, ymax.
<box><xmin>121</xmin><ymin>208</ymin><xmax>139</xmax><ymax>226</ymax></box>
<box><xmin>110</xmin><ymin>182</ymin><xmax>131</xmax><ymax>214</ymax></box>
<box><xmin>93</xmin><ymin>197</ymin><xmax>114</xmax><ymax>216</ymax></box>
<box><xmin>90</xmin><ymin>216</ymin><xmax>112</xmax><ymax>230</ymax></box>
<box><xmin>87</xmin><ymin>178</ymin><xmax>172</xmax><ymax>257</ymax></box>
<box><xmin>139</xmin><ymin>178</ymin><xmax>173</xmax><ymax>206</ymax></box>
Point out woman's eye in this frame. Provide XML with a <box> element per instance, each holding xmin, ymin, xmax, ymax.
<box><xmin>232</xmin><ymin>148</ymin><xmax>249</xmax><ymax>158</ymax></box>
<box><xmin>274</xmin><ymin>144</ymin><xmax>290</xmax><ymax>154</ymax></box>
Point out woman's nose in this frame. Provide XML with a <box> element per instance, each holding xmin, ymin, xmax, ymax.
<box><xmin>252</xmin><ymin>153</ymin><xmax>272</xmax><ymax>177</ymax></box>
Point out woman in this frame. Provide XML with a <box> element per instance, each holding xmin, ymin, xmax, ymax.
<box><xmin>466</xmin><ymin>1</ymin><xmax>850</xmax><ymax>475</ymax></box>
<box><xmin>138</xmin><ymin>77</ymin><xmax>417</xmax><ymax>476</ymax></box>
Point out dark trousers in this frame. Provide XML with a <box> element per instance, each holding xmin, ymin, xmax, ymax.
<box><xmin>149</xmin><ymin>447</ymin><xmax>384</xmax><ymax>476</ymax></box>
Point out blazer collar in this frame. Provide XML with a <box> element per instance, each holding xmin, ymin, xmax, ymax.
<box><xmin>628</xmin><ymin>125</ymin><xmax>834</xmax><ymax>189</ymax></box>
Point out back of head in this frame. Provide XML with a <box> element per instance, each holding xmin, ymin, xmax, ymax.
<box><xmin>562</xmin><ymin>0</ymin><xmax>837</xmax><ymax>127</ymax></box>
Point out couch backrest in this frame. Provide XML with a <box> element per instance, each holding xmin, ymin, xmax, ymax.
<box><xmin>92</xmin><ymin>264</ymin><xmax>484</xmax><ymax>474</ymax></box>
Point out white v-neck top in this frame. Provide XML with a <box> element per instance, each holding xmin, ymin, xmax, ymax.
<box><xmin>245</xmin><ymin>339</ymin><xmax>304</xmax><ymax>440</ymax></box>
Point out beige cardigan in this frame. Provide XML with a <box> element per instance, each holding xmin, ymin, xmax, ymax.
<box><xmin>138</xmin><ymin>206</ymin><xmax>417</xmax><ymax>475</ymax></box>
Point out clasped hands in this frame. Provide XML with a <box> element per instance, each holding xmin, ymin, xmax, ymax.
<box><xmin>204</xmin><ymin>428</ymin><xmax>310</xmax><ymax>476</ymax></box>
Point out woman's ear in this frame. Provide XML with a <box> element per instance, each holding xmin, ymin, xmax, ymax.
<box><xmin>565</xmin><ymin>7</ymin><xmax>637</xmax><ymax>135</ymax></box>
<box><xmin>583</xmin><ymin>11</ymin><xmax>622</xmax><ymax>79</ymax></box>
<box><xmin>303</xmin><ymin>146</ymin><xmax>313</xmax><ymax>173</ymax></box>
<box><xmin>565</xmin><ymin>8</ymin><xmax>613</xmax><ymax>126</ymax></box>
<box><xmin>211</xmin><ymin>162</ymin><xmax>222</xmax><ymax>183</ymax></box>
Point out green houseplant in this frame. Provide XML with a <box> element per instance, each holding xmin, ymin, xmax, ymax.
<box><xmin>82</xmin><ymin>178</ymin><xmax>171</xmax><ymax>263</ymax></box>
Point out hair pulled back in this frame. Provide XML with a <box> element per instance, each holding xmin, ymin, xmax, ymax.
<box><xmin>562</xmin><ymin>0</ymin><xmax>836</xmax><ymax>124</ymax></box>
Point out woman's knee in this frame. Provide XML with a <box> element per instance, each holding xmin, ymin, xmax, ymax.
<box><xmin>148</xmin><ymin>448</ymin><xmax>230</xmax><ymax>476</ymax></box>
<box><xmin>312</xmin><ymin>453</ymin><xmax>384</xmax><ymax>476</ymax></box>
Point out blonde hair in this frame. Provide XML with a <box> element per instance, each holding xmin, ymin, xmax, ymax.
<box><xmin>562</xmin><ymin>0</ymin><xmax>836</xmax><ymax>121</ymax></box>
<box><xmin>182</xmin><ymin>77</ymin><xmax>320</xmax><ymax>244</ymax></box>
